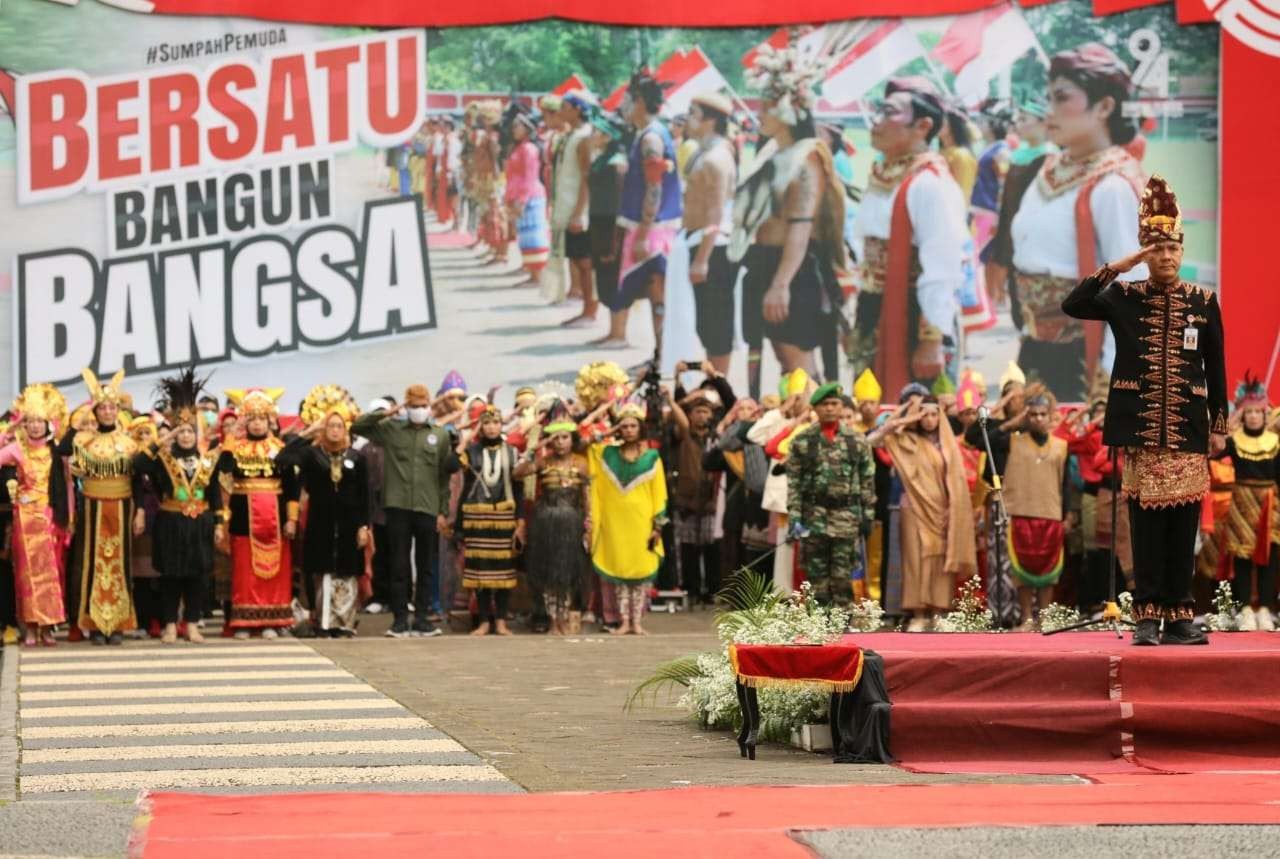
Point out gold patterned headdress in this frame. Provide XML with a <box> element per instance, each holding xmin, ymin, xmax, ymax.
<box><xmin>13</xmin><ymin>383</ymin><xmax>68</xmax><ymax>430</ymax></box>
<box><xmin>746</xmin><ymin>41</ymin><xmax>826</xmax><ymax>127</ymax></box>
<box><xmin>82</xmin><ymin>368</ymin><xmax>126</xmax><ymax>406</ymax></box>
<box><xmin>575</xmin><ymin>361</ymin><xmax>630</xmax><ymax>411</ymax></box>
<box><xmin>300</xmin><ymin>384</ymin><xmax>359</xmax><ymax>428</ymax></box>
<box><xmin>1139</xmin><ymin>174</ymin><xmax>1183</xmax><ymax>247</ymax></box>
<box><xmin>225</xmin><ymin>387</ymin><xmax>285</xmax><ymax>420</ymax></box>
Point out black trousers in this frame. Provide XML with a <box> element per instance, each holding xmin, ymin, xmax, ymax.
<box><xmin>0</xmin><ymin>557</ymin><xmax>15</xmax><ymax>630</ymax></box>
<box><xmin>1231</xmin><ymin>552</ymin><xmax>1279</xmax><ymax>609</ymax></box>
<box><xmin>475</xmin><ymin>588</ymin><xmax>510</xmax><ymax>622</ymax></box>
<box><xmin>1129</xmin><ymin>500</ymin><xmax>1200</xmax><ymax>609</ymax></box>
<box><xmin>384</xmin><ymin>507</ymin><xmax>437</xmax><ymax>624</ymax></box>
<box><xmin>680</xmin><ymin>541</ymin><xmax>721</xmax><ymax>599</ymax></box>
<box><xmin>160</xmin><ymin>577</ymin><xmax>203</xmax><ymax>624</ymax></box>
<box><xmin>370</xmin><ymin>522</ymin><xmax>392</xmax><ymax>604</ymax></box>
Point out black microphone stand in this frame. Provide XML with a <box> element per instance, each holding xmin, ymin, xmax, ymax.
<box><xmin>1045</xmin><ymin>444</ymin><xmax>1133</xmax><ymax>638</ymax></box>
<box><xmin>974</xmin><ymin>408</ymin><xmax>1009</xmax><ymax>628</ymax></box>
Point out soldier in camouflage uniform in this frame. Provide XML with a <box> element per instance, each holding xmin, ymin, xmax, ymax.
<box><xmin>786</xmin><ymin>382</ymin><xmax>877</xmax><ymax>606</ymax></box>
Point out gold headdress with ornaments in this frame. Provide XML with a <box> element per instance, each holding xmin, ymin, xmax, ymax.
<box><xmin>1139</xmin><ymin>174</ymin><xmax>1183</xmax><ymax>247</ymax></box>
<box><xmin>613</xmin><ymin>394</ymin><xmax>648</xmax><ymax>423</ymax></box>
<box><xmin>300</xmin><ymin>384</ymin><xmax>360</xmax><ymax>428</ymax></box>
<box><xmin>13</xmin><ymin>383</ymin><xmax>68</xmax><ymax>430</ymax></box>
<box><xmin>225</xmin><ymin>387</ymin><xmax>285</xmax><ymax>420</ymax></box>
<box><xmin>575</xmin><ymin>361</ymin><xmax>630</xmax><ymax>411</ymax></box>
<box><xmin>82</xmin><ymin>368</ymin><xmax>127</xmax><ymax>406</ymax></box>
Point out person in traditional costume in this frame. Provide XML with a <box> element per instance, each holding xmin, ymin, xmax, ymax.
<box><xmin>994</xmin><ymin>43</ymin><xmax>1146</xmax><ymax>401</ymax></box>
<box><xmin>665</xmin><ymin>385</ymin><xmax>724</xmax><ymax>604</ymax></box>
<box><xmin>0</xmin><ymin>385</ymin><xmax>71</xmax><ymax>646</ymax></box>
<box><xmin>209</xmin><ymin>387</ymin><xmax>297</xmax><ymax>639</ymax></box>
<box><xmin>732</xmin><ymin>46</ymin><xmax>848</xmax><ymax>385</ymax></box>
<box><xmin>551</xmin><ymin>91</ymin><xmax>599</xmax><ymax>325</ymax></box>
<box><xmin>1063</xmin><ymin>174</ymin><xmax>1228</xmax><ymax>645</ymax></box>
<box><xmin>869</xmin><ymin>390</ymin><xmax>976</xmax><ymax>629</ymax></box>
<box><xmin>586</xmin><ymin>112</ymin><xmax>630</xmax><ymax>330</ymax></box>
<box><xmin>280</xmin><ymin>386</ymin><xmax>369</xmax><ymax>637</ymax></box>
<box><xmin>132</xmin><ymin>368</ymin><xmax>218</xmax><ymax>644</ymax></box>
<box><xmin>672</xmin><ymin>92</ymin><xmax>738</xmax><ymax>375</ymax></box>
<box><xmin>472</xmin><ymin>100</ymin><xmax>506</xmax><ymax>262</ymax></box>
<box><xmin>938</xmin><ymin>104</ymin><xmax>977</xmax><ymax>201</ymax></box>
<box><xmin>593</xmin><ymin>69</ymin><xmax>683</xmax><ymax>353</ymax></box>
<box><xmin>57</xmin><ymin>370</ymin><xmax>140</xmax><ymax>645</ymax></box>
<box><xmin>457</xmin><ymin>404</ymin><xmax>524</xmax><ymax>635</ymax></box>
<box><xmin>849</xmin><ymin>76</ymin><xmax>968</xmax><ymax>396</ymax></box>
<box><xmin>971</xmin><ymin>387</ymin><xmax>1070</xmax><ymax>630</ymax></box>
<box><xmin>1219</xmin><ymin>374</ymin><xmax>1279</xmax><ymax>631</ymax></box>
<box><xmin>970</xmin><ymin>101</ymin><xmax>1012</xmax><ymax>263</ymax></box>
<box><xmin>515</xmin><ymin>401</ymin><xmax>591</xmax><ymax>635</ymax></box>
<box><xmin>588</xmin><ymin>395</ymin><xmax>667</xmax><ymax>635</ymax></box>
<box><xmin>502</xmin><ymin>106</ymin><xmax>551</xmax><ymax>289</ymax></box>
<box><xmin>436</xmin><ymin>116</ymin><xmax>460</xmax><ymax>229</ymax></box>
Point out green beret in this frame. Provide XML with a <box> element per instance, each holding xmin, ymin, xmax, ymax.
<box><xmin>810</xmin><ymin>382</ymin><xmax>844</xmax><ymax>406</ymax></box>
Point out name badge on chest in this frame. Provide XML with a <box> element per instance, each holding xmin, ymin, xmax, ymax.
<box><xmin>1183</xmin><ymin>326</ymin><xmax>1199</xmax><ymax>351</ymax></box>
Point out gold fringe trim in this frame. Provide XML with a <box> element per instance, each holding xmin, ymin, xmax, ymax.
<box><xmin>463</xmin><ymin>548</ymin><xmax>516</xmax><ymax>559</ymax></box>
<box><xmin>461</xmin><ymin>578</ymin><xmax>518</xmax><ymax>589</ymax></box>
<box><xmin>728</xmin><ymin>645</ymin><xmax>865</xmax><ymax>694</ymax></box>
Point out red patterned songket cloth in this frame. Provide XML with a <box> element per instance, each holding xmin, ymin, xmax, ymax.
<box><xmin>729</xmin><ymin>643</ymin><xmax>865</xmax><ymax>693</ymax></box>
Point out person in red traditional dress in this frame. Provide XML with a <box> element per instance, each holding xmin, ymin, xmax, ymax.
<box><xmin>0</xmin><ymin>385</ymin><xmax>72</xmax><ymax>647</ymax></box>
<box><xmin>209</xmin><ymin>388</ymin><xmax>298</xmax><ymax>639</ymax></box>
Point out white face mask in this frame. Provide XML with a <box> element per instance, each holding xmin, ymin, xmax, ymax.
<box><xmin>407</xmin><ymin>407</ymin><xmax>431</xmax><ymax>424</ymax></box>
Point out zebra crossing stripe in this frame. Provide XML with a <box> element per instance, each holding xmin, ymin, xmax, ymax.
<box><xmin>23</xmin><ymin>738</ymin><xmax>466</xmax><ymax>763</ymax></box>
<box><xmin>22</xmin><ymin>717</ymin><xmax>428</xmax><ymax>739</ymax></box>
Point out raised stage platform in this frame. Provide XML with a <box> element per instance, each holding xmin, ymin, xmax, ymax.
<box><xmin>843</xmin><ymin>631</ymin><xmax>1280</xmax><ymax>775</ymax></box>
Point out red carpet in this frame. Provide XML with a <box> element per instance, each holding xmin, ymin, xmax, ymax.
<box><xmin>841</xmin><ymin>631</ymin><xmax>1280</xmax><ymax>775</ymax></box>
<box><xmin>135</xmin><ymin>775</ymin><xmax>1280</xmax><ymax>858</ymax></box>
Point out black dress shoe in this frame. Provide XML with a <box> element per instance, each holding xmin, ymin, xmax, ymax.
<box><xmin>1160</xmin><ymin>618</ymin><xmax>1209</xmax><ymax>645</ymax></box>
<box><xmin>1132</xmin><ymin>618</ymin><xmax>1160</xmax><ymax>646</ymax></box>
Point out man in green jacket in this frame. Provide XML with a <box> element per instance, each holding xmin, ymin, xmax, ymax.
<box><xmin>351</xmin><ymin>384</ymin><xmax>459</xmax><ymax>637</ymax></box>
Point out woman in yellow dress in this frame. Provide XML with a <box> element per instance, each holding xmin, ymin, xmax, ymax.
<box><xmin>588</xmin><ymin>396</ymin><xmax>667</xmax><ymax>636</ymax></box>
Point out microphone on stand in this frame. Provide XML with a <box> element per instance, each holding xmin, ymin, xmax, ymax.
<box><xmin>977</xmin><ymin>405</ymin><xmax>990</xmax><ymax>424</ymax></box>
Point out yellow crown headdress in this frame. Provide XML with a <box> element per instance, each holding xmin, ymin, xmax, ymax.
<box><xmin>300</xmin><ymin>384</ymin><xmax>359</xmax><ymax>429</ymax></box>
<box><xmin>82</xmin><ymin>368</ymin><xmax>126</xmax><ymax>406</ymax></box>
<box><xmin>852</xmin><ymin>369</ymin><xmax>882</xmax><ymax>403</ymax></box>
<box><xmin>225</xmin><ymin>387</ymin><xmax>285</xmax><ymax>420</ymax></box>
<box><xmin>575</xmin><ymin>361</ymin><xmax>630</xmax><ymax>411</ymax></box>
<box><xmin>13</xmin><ymin>383</ymin><xmax>68</xmax><ymax>430</ymax></box>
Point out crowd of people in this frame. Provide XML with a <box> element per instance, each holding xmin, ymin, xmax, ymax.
<box><xmin>389</xmin><ymin>40</ymin><xmax>1158</xmax><ymax>408</ymax></box>
<box><xmin>0</xmin><ymin>40</ymin><xmax>1267</xmax><ymax>647</ymax></box>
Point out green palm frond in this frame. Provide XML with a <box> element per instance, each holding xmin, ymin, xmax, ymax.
<box><xmin>715</xmin><ymin>567</ymin><xmax>777</xmax><ymax>613</ymax></box>
<box><xmin>624</xmin><ymin>654</ymin><xmax>706</xmax><ymax>712</ymax></box>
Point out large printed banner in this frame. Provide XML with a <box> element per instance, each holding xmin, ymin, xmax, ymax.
<box><xmin>0</xmin><ymin>0</ymin><xmax>1272</xmax><ymax>408</ymax></box>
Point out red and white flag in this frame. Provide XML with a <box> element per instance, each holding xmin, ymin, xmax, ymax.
<box><xmin>551</xmin><ymin>74</ymin><xmax>588</xmax><ymax>97</ymax></box>
<box><xmin>742</xmin><ymin>27</ymin><xmax>792</xmax><ymax>68</ymax></box>
<box><xmin>822</xmin><ymin>20</ymin><xmax>923</xmax><ymax>107</ymax></box>
<box><xmin>654</xmin><ymin>47</ymin><xmax>730</xmax><ymax>118</ymax></box>
<box><xmin>931</xmin><ymin>3</ymin><xmax>1042</xmax><ymax>105</ymax></box>
<box><xmin>601</xmin><ymin>82</ymin><xmax>627</xmax><ymax>112</ymax></box>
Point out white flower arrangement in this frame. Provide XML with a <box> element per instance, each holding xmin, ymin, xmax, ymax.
<box><xmin>934</xmin><ymin>574</ymin><xmax>995</xmax><ymax>633</ymax></box>
<box><xmin>1038</xmin><ymin>602</ymin><xmax>1084</xmax><ymax>633</ymax></box>
<box><xmin>1202</xmin><ymin>580</ymin><xmax>1239</xmax><ymax>632</ymax></box>
<box><xmin>847</xmin><ymin>598</ymin><xmax>886</xmax><ymax>633</ymax></box>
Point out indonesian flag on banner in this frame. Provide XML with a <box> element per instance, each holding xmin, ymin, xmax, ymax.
<box><xmin>742</xmin><ymin>27</ymin><xmax>792</xmax><ymax>68</ymax></box>
<box><xmin>601</xmin><ymin>82</ymin><xmax>627</xmax><ymax>112</ymax></box>
<box><xmin>655</xmin><ymin>47</ymin><xmax>730</xmax><ymax>117</ymax></box>
<box><xmin>932</xmin><ymin>3</ymin><xmax>1042</xmax><ymax>105</ymax></box>
<box><xmin>822</xmin><ymin>20</ymin><xmax>923</xmax><ymax>107</ymax></box>
<box><xmin>551</xmin><ymin>73</ymin><xmax>587</xmax><ymax>96</ymax></box>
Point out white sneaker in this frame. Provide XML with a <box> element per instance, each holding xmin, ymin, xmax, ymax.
<box><xmin>364</xmin><ymin>602</ymin><xmax>385</xmax><ymax>615</ymax></box>
<box><xmin>261</xmin><ymin>628</ymin><xmax>278</xmax><ymax>640</ymax></box>
<box><xmin>1257</xmin><ymin>606</ymin><xmax>1276</xmax><ymax>632</ymax></box>
<box><xmin>1239</xmin><ymin>606</ymin><xmax>1258</xmax><ymax>631</ymax></box>
<box><xmin>233</xmin><ymin>630</ymin><xmax>250</xmax><ymax>640</ymax></box>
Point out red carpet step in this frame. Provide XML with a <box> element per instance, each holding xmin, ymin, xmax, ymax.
<box><xmin>842</xmin><ymin>631</ymin><xmax>1280</xmax><ymax>774</ymax></box>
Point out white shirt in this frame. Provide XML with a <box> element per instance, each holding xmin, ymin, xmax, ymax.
<box><xmin>552</xmin><ymin>124</ymin><xmax>592</xmax><ymax>231</ymax></box>
<box><xmin>853</xmin><ymin>168</ymin><xmax>968</xmax><ymax>333</ymax></box>
<box><xmin>1011</xmin><ymin>172</ymin><xmax>1146</xmax><ymax>372</ymax></box>
<box><xmin>747</xmin><ymin>409</ymin><xmax>792</xmax><ymax>514</ymax></box>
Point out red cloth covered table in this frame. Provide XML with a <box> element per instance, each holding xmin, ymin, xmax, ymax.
<box><xmin>729</xmin><ymin>642</ymin><xmax>865</xmax><ymax>693</ymax></box>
